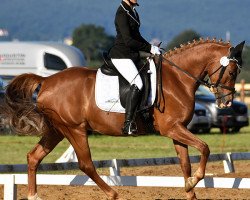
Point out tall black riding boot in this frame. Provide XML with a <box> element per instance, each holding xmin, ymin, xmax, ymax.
<box><xmin>122</xmin><ymin>84</ymin><xmax>141</xmax><ymax>135</ymax></box>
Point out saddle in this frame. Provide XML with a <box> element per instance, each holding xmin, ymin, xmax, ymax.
<box><xmin>95</xmin><ymin>52</ymin><xmax>157</xmax><ymax>113</ymax></box>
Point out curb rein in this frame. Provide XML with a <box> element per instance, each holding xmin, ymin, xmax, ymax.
<box><xmin>159</xmin><ymin>53</ymin><xmax>241</xmax><ymax>101</ymax></box>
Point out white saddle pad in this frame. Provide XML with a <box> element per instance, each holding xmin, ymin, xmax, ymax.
<box><xmin>95</xmin><ymin>59</ymin><xmax>157</xmax><ymax>113</ymax></box>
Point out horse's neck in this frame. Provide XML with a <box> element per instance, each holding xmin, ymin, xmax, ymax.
<box><xmin>163</xmin><ymin>42</ymin><xmax>229</xmax><ymax>83</ymax></box>
<box><xmin>162</xmin><ymin>44</ymin><xmax>217</xmax><ymax>98</ymax></box>
<box><xmin>170</xmin><ymin>47</ymin><xmax>209</xmax><ymax>72</ymax></box>
<box><xmin>163</xmin><ymin>50</ymin><xmax>206</xmax><ymax>87</ymax></box>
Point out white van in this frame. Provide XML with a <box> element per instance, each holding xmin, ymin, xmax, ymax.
<box><xmin>0</xmin><ymin>42</ymin><xmax>86</xmax><ymax>77</ymax></box>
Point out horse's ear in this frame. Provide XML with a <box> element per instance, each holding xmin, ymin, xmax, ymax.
<box><xmin>230</xmin><ymin>41</ymin><xmax>245</xmax><ymax>55</ymax></box>
<box><xmin>229</xmin><ymin>41</ymin><xmax>245</xmax><ymax>66</ymax></box>
<box><xmin>235</xmin><ymin>41</ymin><xmax>245</xmax><ymax>52</ymax></box>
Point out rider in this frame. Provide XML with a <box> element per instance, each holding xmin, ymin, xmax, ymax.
<box><xmin>108</xmin><ymin>0</ymin><xmax>161</xmax><ymax>135</ymax></box>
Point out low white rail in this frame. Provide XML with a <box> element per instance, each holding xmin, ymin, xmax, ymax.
<box><xmin>1</xmin><ymin>152</ymin><xmax>249</xmax><ymax>174</ymax></box>
<box><xmin>1</xmin><ymin>152</ymin><xmax>250</xmax><ymax>200</ymax></box>
<box><xmin>1</xmin><ymin>174</ymin><xmax>250</xmax><ymax>200</ymax></box>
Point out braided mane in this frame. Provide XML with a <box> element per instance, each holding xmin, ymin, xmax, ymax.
<box><xmin>163</xmin><ymin>37</ymin><xmax>231</xmax><ymax>58</ymax></box>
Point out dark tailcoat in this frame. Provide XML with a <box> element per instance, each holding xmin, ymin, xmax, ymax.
<box><xmin>109</xmin><ymin>1</ymin><xmax>151</xmax><ymax>64</ymax></box>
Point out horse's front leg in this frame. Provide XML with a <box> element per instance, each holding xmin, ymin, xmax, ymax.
<box><xmin>173</xmin><ymin>140</ymin><xmax>197</xmax><ymax>200</ymax></box>
<box><xmin>161</xmin><ymin>122</ymin><xmax>210</xmax><ymax>193</ymax></box>
<box><xmin>27</xmin><ymin>132</ymin><xmax>63</xmax><ymax>200</ymax></box>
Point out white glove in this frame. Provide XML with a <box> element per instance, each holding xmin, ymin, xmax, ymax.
<box><xmin>150</xmin><ymin>45</ymin><xmax>161</xmax><ymax>55</ymax></box>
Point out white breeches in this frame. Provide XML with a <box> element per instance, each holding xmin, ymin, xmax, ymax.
<box><xmin>111</xmin><ymin>58</ymin><xmax>143</xmax><ymax>90</ymax></box>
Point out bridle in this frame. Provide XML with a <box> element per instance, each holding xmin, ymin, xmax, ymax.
<box><xmin>207</xmin><ymin>56</ymin><xmax>241</xmax><ymax>100</ymax></box>
<box><xmin>160</xmin><ymin>53</ymin><xmax>242</xmax><ymax>100</ymax></box>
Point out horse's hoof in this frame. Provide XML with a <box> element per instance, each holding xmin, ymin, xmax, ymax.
<box><xmin>108</xmin><ymin>191</ymin><xmax>120</xmax><ymax>200</ymax></box>
<box><xmin>186</xmin><ymin>189</ymin><xmax>197</xmax><ymax>200</ymax></box>
<box><xmin>187</xmin><ymin>195</ymin><xmax>198</xmax><ymax>200</ymax></box>
<box><xmin>109</xmin><ymin>196</ymin><xmax>123</xmax><ymax>200</ymax></box>
<box><xmin>28</xmin><ymin>193</ymin><xmax>42</xmax><ymax>200</ymax></box>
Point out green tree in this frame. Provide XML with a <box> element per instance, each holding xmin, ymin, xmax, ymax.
<box><xmin>72</xmin><ymin>24</ymin><xmax>114</xmax><ymax>63</ymax></box>
<box><xmin>165</xmin><ymin>29</ymin><xmax>201</xmax><ymax>50</ymax></box>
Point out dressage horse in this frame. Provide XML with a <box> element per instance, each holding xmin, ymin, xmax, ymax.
<box><xmin>0</xmin><ymin>39</ymin><xmax>245</xmax><ymax>200</ymax></box>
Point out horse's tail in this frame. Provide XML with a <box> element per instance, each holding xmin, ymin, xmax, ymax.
<box><xmin>0</xmin><ymin>73</ymin><xmax>49</xmax><ymax>136</ymax></box>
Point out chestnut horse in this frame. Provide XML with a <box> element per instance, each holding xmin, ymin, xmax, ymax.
<box><xmin>0</xmin><ymin>39</ymin><xmax>245</xmax><ymax>200</ymax></box>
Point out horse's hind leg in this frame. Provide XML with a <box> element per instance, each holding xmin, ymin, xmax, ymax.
<box><xmin>173</xmin><ymin>140</ymin><xmax>197</xmax><ymax>200</ymax></box>
<box><xmin>65</xmin><ymin>126</ymin><xmax>119</xmax><ymax>200</ymax></box>
<box><xmin>27</xmin><ymin>131</ymin><xmax>64</xmax><ymax>199</ymax></box>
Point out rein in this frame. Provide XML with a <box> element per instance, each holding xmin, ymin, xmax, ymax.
<box><xmin>155</xmin><ymin>55</ymin><xmax>165</xmax><ymax>113</ymax></box>
<box><xmin>160</xmin><ymin>54</ymin><xmax>241</xmax><ymax>100</ymax></box>
<box><xmin>161</xmin><ymin>55</ymin><xmax>210</xmax><ymax>87</ymax></box>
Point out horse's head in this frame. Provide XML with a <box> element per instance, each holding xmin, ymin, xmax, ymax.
<box><xmin>208</xmin><ymin>41</ymin><xmax>245</xmax><ymax>109</ymax></box>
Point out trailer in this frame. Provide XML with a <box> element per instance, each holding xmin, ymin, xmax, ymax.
<box><xmin>0</xmin><ymin>41</ymin><xmax>86</xmax><ymax>78</ymax></box>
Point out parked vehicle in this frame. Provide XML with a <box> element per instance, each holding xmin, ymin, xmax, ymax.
<box><xmin>187</xmin><ymin>102</ymin><xmax>211</xmax><ymax>133</ymax></box>
<box><xmin>0</xmin><ymin>77</ymin><xmax>5</xmax><ymax>99</ymax></box>
<box><xmin>0</xmin><ymin>41</ymin><xmax>86</xmax><ymax>77</ymax></box>
<box><xmin>0</xmin><ymin>77</ymin><xmax>5</xmax><ymax>132</ymax></box>
<box><xmin>195</xmin><ymin>86</ymin><xmax>249</xmax><ymax>133</ymax></box>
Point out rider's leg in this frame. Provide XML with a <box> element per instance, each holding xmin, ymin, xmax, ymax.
<box><xmin>111</xmin><ymin>59</ymin><xmax>143</xmax><ymax>134</ymax></box>
<box><xmin>111</xmin><ymin>59</ymin><xmax>143</xmax><ymax>89</ymax></box>
<box><xmin>123</xmin><ymin>84</ymin><xmax>141</xmax><ymax>134</ymax></box>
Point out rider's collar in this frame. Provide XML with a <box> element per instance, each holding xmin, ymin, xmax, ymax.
<box><xmin>120</xmin><ymin>1</ymin><xmax>140</xmax><ymax>25</ymax></box>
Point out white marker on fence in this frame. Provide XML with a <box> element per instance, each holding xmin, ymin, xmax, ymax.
<box><xmin>2</xmin><ymin>174</ymin><xmax>17</xmax><ymax>200</ymax></box>
<box><xmin>223</xmin><ymin>152</ymin><xmax>235</xmax><ymax>173</ymax></box>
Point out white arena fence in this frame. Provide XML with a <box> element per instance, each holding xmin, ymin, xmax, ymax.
<box><xmin>1</xmin><ymin>152</ymin><xmax>250</xmax><ymax>200</ymax></box>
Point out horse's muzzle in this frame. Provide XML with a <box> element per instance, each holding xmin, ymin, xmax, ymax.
<box><xmin>216</xmin><ymin>97</ymin><xmax>233</xmax><ymax>109</ymax></box>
